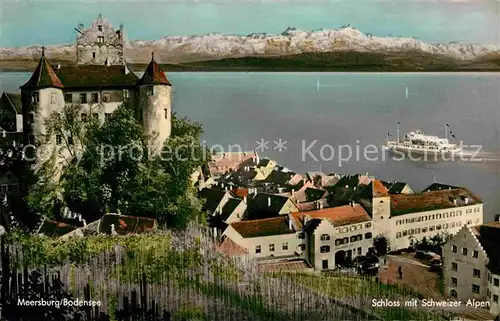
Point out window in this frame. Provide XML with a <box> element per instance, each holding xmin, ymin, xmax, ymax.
<box><xmin>365</xmin><ymin>222</ymin><xmax>371</xmax><ymax>228</ymax></box>
<box><xmin>462</xmin><ymin>248</ymin><xmax>468</xmax><ymax>256</ymax></box>
<box><xmin>342</xmin><ymin>237</ymin><xmax>348</xmax><ymax>244</ymax></box>
<box><xmin>123</xmin><ymin>89</ymin><xmax>130</xmax><ymax>98</ymax></box>
<box><xmin>68</xmin><ymin>136</ymin><xmax>73</xmax><ymax>145</ymax></box>
<box><xmin>450</xmin><ymin>290</ymin><xmax>457</xmax><ymax>298</ymax></box>
<box><xmin>467</xmin><ymin>220</ymin><xmax>472</xmax><ymax>225</ymax></box>
<box><xmin>50</xmin><ymin>92</ymin><xmax>57</xmax><ymax>104</ymax></box>
<box><xmin>147</xmin><ymin>87</ymin><xmax>154</xmax><ymax>96</ymax></box>
<box><xmin>282</xmin><ymin>242</ymin><xmax>288</xmax><ymax>251</ymax></box>
<box><xmin>494</xmin><ymin>278</ymin><xmax>499</xmax><ymax>287</ymax></box>
<box><xmin>64</xmin><ymin>93</ymin><xmax>72</xmax><ymax>103</ymax></box>
<box><xmin>452</xmin><ymin>262</ymin><xmax>458</xmax><ymax>271</ymax></box>
<box><xmin>298</xmin><ymin>244</ymin><xmax>306</xmax><ymax>251</ymax></box>
<box><xmin>415</xmin><ymin>228</ymin><xmax>421</xmax><ymax>234</ymax></box>
<box><xmin>31</xmin><ymin>92</ymin><xmax>39</xmax><ymax>103</ymax></box>
<box><xmin>436</xmin><ymin>224</ymin><xmax>442</xmax><ymax>230</ymax></box>
<box><xmin>320</xmin><ymin>234</ymin><xmax>330</xmax><ymax>241</ymax></box>
<box><xmin>452</xmin><ymin>245</ymin><xmax>457</xmax><ymax>253</ymax></box>
<box><xmin>81</xmin><ymin>113</ymin><xmax>87</xmax><ymax>122</ymax></box>
<box><xmin>320</xmin><ymin>245</ymin><xmax>330</xmax><ymax>253</ymax></box>
<box><xmin>92</xmin><ymin>52</ymin><xmax>96</xmax><ymax>59</ymax></box>
<box><xmin>437</xmin><ymin>214</ymin><xmax>442</xmax><ymax>219</ymax></box>
<box><xmin>443</xmin><ymin>223</ymin><xmax>448</xmax><ymax>229</ymax></box>
<box><xmin>472</xmin><ymin>284</ymin><xmax>480</xmax><ymax>294</ymax></box>
<box><xmin>451</xmin><ymin>277</ymin><xmax>457</xmax><ymax>286</ymax></box>
<box><xmin>102</xmin><ymin>93</ymin><xmax>110</xmax><ymax>102</ymax></box>
<box><xmin>98</xmin><ymin>25</ymin><xmax>103</xmax><ymax>31</ymax></box>
<box><xmin>403</xmin><ymin>230</ymin><xmax>408</xmax><ymax>236</ymax></box>
<box><xmin>350</xmin><ymin>236</ymin><xmax>357</xmax><ymax>242</ymax></box>
<box><xmin>396</xmin><ymin>232</ymin><xmax>402</xmax><ymax>239</ymax></box>
<box><xmin>422</xmin><ymin>227</ymin><xmax>427</xmax><ymax>233</ymax></box>
<box><xmin>91</xmin><ymin>93</ymin><xmax>98</xmax><ymax>103</ymax></box>
<box><xmin>79</xmin><ymin>93</ymin><xmax>87</xmax><ymax>104</ymax></box>
<box><xmin>335</xmin><ymin>239</ymin><xmax>342</xmax><ymax>246</ymax></box>
<box><xmin>255</xmin><ymin>245</ymin><xmax>261</xmax><ymax>254</ymax></box>
<box><xmin>365</xmin><ymin>232</ymin><xmax>372</xmax><ymax>239</ymax></box>
<box><xmin>322</xmin><ymin>260</ymin><xmax>328</xmax><ymax>270</ymax></box>
<box><xmin>473</xmin><ymin>269</ymin><xmax>481</xmax><ymax>278</ymax></box>
<box><xmin>409</xmin><ymin>229</ymin><xmax>414</xmax><ymax>235</ymax></box>
<box><xmin>93</xmin><ymin>113</ymin><xmax>99</xmax><ymax>120</ymax></box>
<box><xmin>342</xmin><ymin>227</ymin><xmax>348</xmax><ymax>233</ymax></box>
<box><xmin>357</xmin><ymin>247</ymin><xmax>361</xmax><ymax>255</ymax></box>
<box><xmin>269</xmin><ymin>244</ymin><xmax>275</xmax><ymax>252</ymax></box>
<box><xmin>494</xmin><ymin>295</ymin><xmax>499</xmax><ymax>303</ymax></box>
<box><xmin>429</xmin><ymin>226</ymin><xmax>435</xmax><ymax>231</ymax></box>
<box><xmin>97</xmin><ymin>36</ymin><xmax>104</xmax><ymax>43</ymax></box>
<box><xmin>28</xmin><ymin>113</ymin><xmax>34</xmax><ymax>123</ymax></box>
<box><xmin>350</xmin><ymin>226</ymin><xmax>356</xmax><ymax>231</ymax></box>
<box><xmin>56</xmin><ymin>135</ymin><xmax>62</xmax><ymax>145</ymax></box>
<box><xmin>164</xmin><ymin>108</ymin><xmax>168</xmax><ymax>119</ymax></box>
<box><xmin>105</xmin><ymin>113</ymin><xmax>111</xmax><ymax>121</ymax></box>
<box><xmin>28</xmin><ymin>135</ymin><xmax>35</xmax><ymax>145</ymax></box>
<box><xmin>298</xmin><ymin>232</ymin><xmax>305</xmax><ymax>239</ymax></box>
<box><xmin>451</xmin><ymin>222</ymin><xmax>455</xmax><ymax>228</ymax></box>
<box><xmin>473</xmin><ymin>250</ymin><xmax>479</xmax><ymax>258</ymax></box>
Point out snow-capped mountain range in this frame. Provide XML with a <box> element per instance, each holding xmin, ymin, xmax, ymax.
<box><xmin>1</xmin><ymin>26</ymin><xmax>498</xmax><ymax>63</ymax></box>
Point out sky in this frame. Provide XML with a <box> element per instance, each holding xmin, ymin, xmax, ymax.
<box><xmin>0</xmin><ymin>0</ymin><xmax>499</xmax><ymax>47</ymax></box>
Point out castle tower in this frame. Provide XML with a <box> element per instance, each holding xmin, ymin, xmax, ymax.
<box><xmin>137</xmin><ymin>53</ymin><xmax>172</xmax><ymax>155</ymax></box>
<box><xmin>21</xmin><ymin>47</ymin><xmax>65</xmax><ymax>162</ymax></box>
<box><xmin>75</xmin><ymin>14</ymin><xmax>124</xmax><ymax>65</ymax></box>
<box><xmin>370</xmin><ymin>179</ymin><xmax>391</xmax><ymax>241</ymax></box>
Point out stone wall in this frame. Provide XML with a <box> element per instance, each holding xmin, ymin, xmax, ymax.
<box><xmin>76</xmin><ymin>15</ymin><xmax>124</xmax><ymax>65</ymax></box>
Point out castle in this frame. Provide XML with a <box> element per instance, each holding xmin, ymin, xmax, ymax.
<box><xmin>0</xmin><ymin>14</ymin><xmax>172</xmax><ymax>164</ymax></box>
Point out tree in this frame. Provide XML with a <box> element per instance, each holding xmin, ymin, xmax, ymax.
<box><xmin>29</xmin><ymin>101</ymin><xmax>210</xmax><ymax>228</ymax></box>
<box><xmin>373</xmin><ymin>235</ymin><xmax>389</xmax><ymax>255</ymax></box>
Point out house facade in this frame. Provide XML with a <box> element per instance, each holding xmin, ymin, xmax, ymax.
<box><xmin>442</xmin><ymin>222</ymin><xmax>500</xmax><ymax>318</ymax></box>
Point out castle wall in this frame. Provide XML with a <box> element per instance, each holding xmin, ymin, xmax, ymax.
<box><xmin>139</xmin><ymin>85</ymin><xmax>172</xmax><ymax>155</ymax></box>
<box><xmin>76</xmin><ymin>16</ymin><xmax>124</xmax><ymax>65</ymax></box>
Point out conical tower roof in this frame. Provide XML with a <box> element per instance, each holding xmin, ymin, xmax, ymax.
<box><xmin>137</xmin><ymin>53</ymin><xmax>171</xmax><ymax>86</ymax></box>
<box><xmin>21</xmin><ymin>47</ymin><xmax>64</xmax><ymax>89</ymax></box>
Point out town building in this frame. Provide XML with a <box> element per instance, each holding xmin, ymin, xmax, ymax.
<box><xmin>442</xmin><ymin>221</ymin><xmax>500</xmax><ymax>319</ymax></box>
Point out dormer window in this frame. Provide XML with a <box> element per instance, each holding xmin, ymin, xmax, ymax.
<box><xmin>98</xmin><ymin>25</ymin><xmax>103</xmax><ymax>31</ymax></box>
<box><xmin>147</xmin><ymin>87</ymin><xmax>154</xmax><ymax>96</ymax></box>
<box><xmin>31</xmin><ymin>92</ymin><xmax>39</xmax><ymax>103</ymax></box>
<box><xmin>97</xmin><ymin>36</ymin><xmax>104</xmax><ymax>44</ymax></box>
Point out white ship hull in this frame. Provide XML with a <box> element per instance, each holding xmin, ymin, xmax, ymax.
<box><xmin>384</xmin><ymin>142</ymin><xmax>462</xmax><ymax>159</ymax></box>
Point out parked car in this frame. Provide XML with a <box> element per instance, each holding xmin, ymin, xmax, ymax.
<box><xmin>429</xmin><ymin>259</ymin><xmax>443</xmax><ymax>272</ymax></box>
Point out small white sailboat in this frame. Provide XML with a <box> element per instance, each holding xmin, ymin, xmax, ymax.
<box><xmin>405</xmin><ymin>86</ymin><xmax>409</xmax><ymax>100</ymax></box>
<box><xmin>316</xmin><ymin>78</ymin><xmax>320</xmax><ymax>92</ymax></box>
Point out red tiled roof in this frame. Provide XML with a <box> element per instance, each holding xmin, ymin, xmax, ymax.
<box><xmin>372</xmin><ymin>179</ymin><xmax>390</xmax><ymax>197</ymax></box>
<box><xmin>22</xmin><ymin>53</ymin><xmax>64</xmax><ymax>89</ymax></box>
<box><xmin>218</xmin><ymin>237</ymin><xmax>248</xmax><ymax>256</ymax></box>
<box><xmin>232</xmin><ymin>188</ymin><xmax>249</xmax><ymax>198</ymax></box>
<box><xmin>291</xmin><ymin>204</ymin><xmax>371</xmax><ymax>229</ymax></box>
<box><xmin>390</xmin><ymin>188</ymin><xmax>482</xmax><ymax>216</ymax></box>
<box><xmin>231</xmin><ymin>216</ymin><xmax>294</xmax><ymax>238</ymax></box>
<box><xmin>137</xmin><ymin>53</ymin><xmax>171</xmax><ymax>86</ymax></box>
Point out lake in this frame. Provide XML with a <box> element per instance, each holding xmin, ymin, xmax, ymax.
<box><xmin>2</xmin><ymin>71</ymin><xmax>500</xmax><ymax>221</ymax></box>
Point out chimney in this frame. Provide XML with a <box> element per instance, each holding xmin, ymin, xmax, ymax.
<box><xmin>453</xmin><ymin>198</ymin><xmax>457</xmax><ymax>206</ymax></box>
<box><xmin>243</xmin><ymin>196</ymin><xmax>247</xmax><ymax>204</ymax></box>
<box><xmin>57</xmin><ymin>64</ymin><xmax>61</xmax><ymax>69</ymax></box>
<box><xmin>319</xmin><ymin>200</ymin><xmax>324</xmax><ymax>209</ymax></box>
<box><xmin>221</xmin><ymin>183</ymin><xmax>224</xmax><ymax>189</ymax></box>
<box><xmin>288</xmin><ymin>214</ymin><xmax>293</xmax><ymax>230</ymax></box>
<box><xmin>124</xmin><ymin>64</ymin><xmax>130</xmax><ymax>75</ymax></box>
<box><xmin>106</xmin><ymin>57</ymin><xmax>111</xmax><ymax>66</ymax></box>
<box><xmin>268</xmin><ymin>197</ymin><xmax>271</xmax><ymax>207</ymax></box>
<box><xmin>291</xmin><ymin>189</ymin><xmax>295</xmax><ymax>197</ymax></box>
<box><xmin>278</xmin><ymin>187</ymin><xmax>284</xmax><ymax>193</ymax></box>
<box><xmin>495</xmin><ymin>214</ymin><xmax>500</xmax><ymax>222</ymax></box>
<box><xmin>464</xmin><ymin>197</ymin><xmax>469</xmax><ymax>205</ymax></box>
